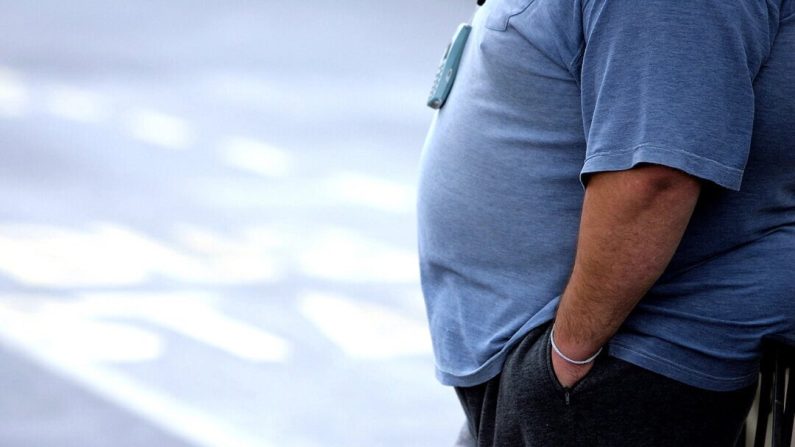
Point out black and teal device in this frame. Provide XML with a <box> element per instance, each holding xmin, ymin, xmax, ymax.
<box><xmin>426</xmin><ymin>23</ymin><xmax>472</xmax><ymax>110</ymax></box>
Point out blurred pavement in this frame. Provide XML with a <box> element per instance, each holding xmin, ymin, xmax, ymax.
<box><xmin>0</xmin><ymin>1</ymin><xmax>475</xmax><ymax>446</ymax></box>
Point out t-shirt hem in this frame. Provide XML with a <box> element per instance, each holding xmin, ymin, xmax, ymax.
<box><xmin>580</xmin><ymin>143</ymin><xmax>745</xmax><ymax>191</ymax></box>
<box><xmin>608</xmin><ymin>342</ymin><xmax>759</xmax><ymax>392</ymax></box>
<box><xmin>435</xmin><ymin>360</ymin><xmax>503</xmax><ymax>387</ymax></box>
<box><xmin>433</xmin><ymin>305</ymin><xmax>559</xmax><ymax>387</ymax></box>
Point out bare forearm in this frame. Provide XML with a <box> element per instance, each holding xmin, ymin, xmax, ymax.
<box><xmin>554</xmin><ymin>165</ymin><xmax>701</xmax><ymax>358</ymax></box>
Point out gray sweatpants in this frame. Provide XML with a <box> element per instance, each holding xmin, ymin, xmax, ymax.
<box><xmin>455</xmin><ymin>324</ymin><xmax>756</xmax><ymax>447</ymax></box>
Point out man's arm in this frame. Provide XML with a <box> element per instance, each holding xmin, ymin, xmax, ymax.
<box><xmin>552</xmin><ymin>164</ymin><xmax>701</xmax><ymax>387</ymax></box>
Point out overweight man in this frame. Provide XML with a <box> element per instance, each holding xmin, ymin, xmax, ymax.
<box><xmin>417</xmin><ymin>0</ymin><xmax>795</xmax><ymax>445</ymax></box>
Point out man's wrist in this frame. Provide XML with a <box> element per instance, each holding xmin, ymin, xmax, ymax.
<box><xmin>550</xmin><ymin>324</ymin><xmax>603</xmax><ymax>365</ymax></box>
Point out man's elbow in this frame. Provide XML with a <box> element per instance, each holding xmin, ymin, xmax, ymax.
<box><xmin>588</xmin><ymin>163</ymin><xmax>702</xmax><ymax>205</ymax></box>
<box><xmin>632</xmin><ymin>164</ymin><xmax>701</xmax><ymax>196</ymax></box>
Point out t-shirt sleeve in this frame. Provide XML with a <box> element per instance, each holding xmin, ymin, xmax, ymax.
<box><xmin>579</xmin><ymin>0</ymin><xmax>773</xmax><ymax>190</ymax></box>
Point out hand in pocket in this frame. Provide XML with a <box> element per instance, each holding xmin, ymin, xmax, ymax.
<box><xmin>551</xmin><ymin>348</ymin><xmax>594</xmax><ymax>388</ymax></box>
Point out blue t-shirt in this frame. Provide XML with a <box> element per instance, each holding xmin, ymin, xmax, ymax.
<box><xmin>418</xmin><ymin>0</ymin><xmax>795</xmax><ymax>392</ymax></box>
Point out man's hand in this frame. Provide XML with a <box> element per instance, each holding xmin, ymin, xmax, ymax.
<box><xmin>551</xmin><ymin>347</ymin><xmax>594</xmax><ymax>388</ymax></box>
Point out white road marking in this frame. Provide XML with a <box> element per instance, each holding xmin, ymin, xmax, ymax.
<box><xmin>0</xmin><ymin>223</ymin><xmax>282</xmax><ymax>287</ymax></box>
<box><xmin>122</xmin><ymin>108</ymin><xmax>195</xmax><ymax>149</ymax></box>
<box><xmin>323</xmin><ymin>172</ymin><xmax>415</xmax><ymax>214</ymax></box>
<box><xmin>295</xmin><ymin>227</ymin><xmax>419</xmax><ymax>283</ymax></box>
<box><xmin>44</xmin><ymin>86</ymin><xmax>109</xmax><ymax>123</ymax></box>
<box><xmin>0</xmin><ymin>297</ymin><xmax>163</xmax><ymax>363</ymax></box>
<box><xmin>219</xmin><ymin>136</ymin><xmax>291</xmax><ymax>178</ymax></box>
<box><xmin>172</xmin><ymin>222</ymin><xmax>419</xmax><ymax>285</ymax></box>
<box><xmin>0</xmin><ymin>302</ymin><xmax>271</xmax><ymax>447</ymax></box>
<box><xmin>31</xmin><ymin>320</ymin><xmax>163</xmax><ymax>363</ymax></box>
<box><xmin>0</xmin><ymin>224</ymin><xmax>150</xmax><ymax>287</ymax></box>
<box><xmin>172</xmin><ymin>223</ymin><xmax>288</xmax><ymax>282</ymax></box>
<box><xmin>299</xmin><ymin>291</ymin><xmax>431</xmax><ymax>359</ymax></box>
<box><xmin>0</xmin><ymin>67</ymin><xmax>29</xmax><ymax>117</ymax></box>
<box><xmin>41</xmin><ymin>292</ymin><xmax>291</xmax><ymax>364</ymax></box>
